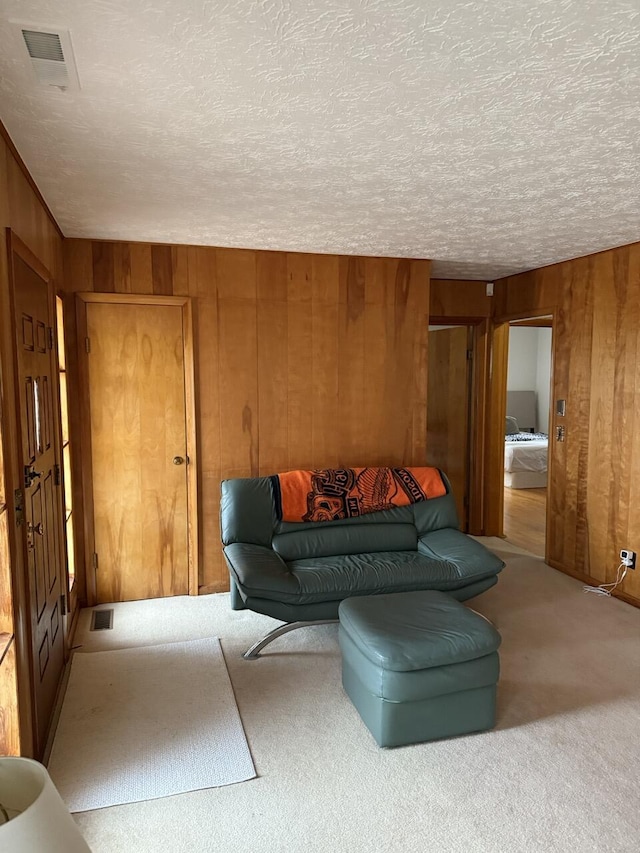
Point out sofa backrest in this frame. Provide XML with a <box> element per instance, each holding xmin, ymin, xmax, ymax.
<box><xmin>220</xmin><ymin>473</ymin><xmax>460</xmax><ymax>557</ymax></box>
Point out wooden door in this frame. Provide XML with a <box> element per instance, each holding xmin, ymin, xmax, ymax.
<box><xmin>83</xmin><ymin>300</ymin><xmax>192</xmax><ymax>603</ymax></box>
<box><xmin>426</xmin><ymin>326</ymin><xmax>472</xmax><ymax>529</ymax></box>
<box><xmin>12</xmin><ymin>254</ymin><xmax>65</xmax><ymax>752</ymax></box>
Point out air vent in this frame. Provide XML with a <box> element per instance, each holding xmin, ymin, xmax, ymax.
<box><xmin>90</xmin><ymin>609</ymin><xmax>114</xmax><ymax>631</ymax></box>
<box><xmin>22</xmin><ymin>29</ymin><xmax>64</xmax><ymax>62</ymax></box>
<box><xmin>13</xmin><ymin>23</ymin><xmax>80</xmax><ymax>91</ymax></box>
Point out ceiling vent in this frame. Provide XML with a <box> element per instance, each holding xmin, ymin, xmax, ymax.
<box><xmin>15</xmin><ymin>24</ymin><xmax>80</xmax><ymax>91</ymax></box>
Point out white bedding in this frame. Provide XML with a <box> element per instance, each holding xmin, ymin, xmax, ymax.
<box><xmin>504</xmin><ymin>435</ymin><xmax>548</xmax><ymax>474</ymax></box>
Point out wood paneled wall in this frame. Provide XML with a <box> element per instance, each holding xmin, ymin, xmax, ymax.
<box><xmin>495</xmin><ymin>245</ymin><xmax>640</xmax><ymax>606</ymax></box>
<box><xmin>0</xmin><ymin>128</ymin><xmax>64</xmax><ymax>755</ymax></box>
<box><xmin>430</xmin><ymin>279</ymin><xmax>492</xmax><ymax>319</ymax></box>
<box><xmin>63</xmin><ymin>240</ymin><xmax>431</xmax><ymax>591</ymax></box>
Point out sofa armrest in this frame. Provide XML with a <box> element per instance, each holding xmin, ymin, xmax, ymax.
<box><xmin>418</xmin><ymin>528</ymin><xmax>505</xmax><ymax>578</ymax></box>
<box><xmin>223</xmin><ymin>543</ymin><xmax>298</xmax><ymax>598</ymax></box>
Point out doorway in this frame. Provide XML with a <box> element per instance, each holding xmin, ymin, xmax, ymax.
<box><xmin>77</xmin><ymin>294</ymin><xmax>198</xmax><ymax>604</ymax></box>
<box><xmin>503</xmin><ymin>318</ymin><xmax>553</xmax><ymax>556</ymax></box>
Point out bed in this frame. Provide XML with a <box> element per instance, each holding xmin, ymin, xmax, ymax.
<box><xmin>504</xmin><ymin>391</ymin><xmax>548</xmax><ymax>488</ymax></box>
<box><xmin>504</xmin><ymin>432</ymin><xmax>548</xmax><ymax>488</ymax></box>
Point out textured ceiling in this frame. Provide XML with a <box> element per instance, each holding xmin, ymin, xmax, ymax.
<box><xmin>1</xmin><ymin>1</ymin><xmax>639</xmax><ymax>279</ymax></box>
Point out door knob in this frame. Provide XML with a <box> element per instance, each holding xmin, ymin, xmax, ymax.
<box><xmin>28</xmin><ymin>521</ymin><xmax>44</xmax><ymax>536</ymax></box>
<box><xmin>24</xmin><ymin>465</ymin><xmax>42</xmax><ymax>488</ymax></box>
<box><xmin>173</xmin><ymin>456</ymin><xmax>185</xmax><ymax>465</ymax></box>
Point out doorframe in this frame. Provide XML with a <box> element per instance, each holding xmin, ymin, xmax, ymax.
<box><xmin>75</xmin><ymin>293</ymin><xmax>199</xmax><ymax>604</ymax></box>
<box><xmin>485</xmin><ymin>310</ymin><xmax>556</xmax><ymax>560</ymax></box>
<box><xmin>4</xmin><ymin>228</ymin><xmax>68</xmax><ymax>756</ymax></box>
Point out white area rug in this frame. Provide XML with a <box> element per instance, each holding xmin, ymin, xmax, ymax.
<box><xmin>47</xmin><ymin>638</ymin><xmax>256</xmax><ymax>812</ymax></box>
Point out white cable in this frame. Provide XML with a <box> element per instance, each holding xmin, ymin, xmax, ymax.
<box><xmin>583</xmin><ymin>562</ymin><xmax>628</xmax><ymax>596</ymax></box>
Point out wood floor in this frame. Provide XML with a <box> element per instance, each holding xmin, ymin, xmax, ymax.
<box><xmin>503</xmin><ymin>487</ymin><xmax>547</xmax><ymax>556</ymax></box>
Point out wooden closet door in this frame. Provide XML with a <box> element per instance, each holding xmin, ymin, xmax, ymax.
<box><xmin>85</xmin><ymin>301</ymin><xmax>190</xmax><ymax>603</ymax></box>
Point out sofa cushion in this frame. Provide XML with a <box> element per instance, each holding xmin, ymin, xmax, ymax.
<box><xmin>272</xmin><ymin>523</ymin><xmax>417</xmax><ymax>561</ymax></box>
<box><xmin>280</xmin><ymin>548</ymin><xmax>498</xmax><ymax>605</ymax></box>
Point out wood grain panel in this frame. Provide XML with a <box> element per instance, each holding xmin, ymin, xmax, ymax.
<box><xmin>430</xmin><ymin>279</ymin><xmax>492</xmax><ymax>319</ymax></box>
<box><xmin>362</xmin><ymin>300</ymin><xmax>388</xmax><ymax>465</ymax></box>
<box><xmin>216</xmin><ymin>248</ymin><xmax>256</xmax><ymax>300</ymax></box>
<box><xmin>312</xmin><ymin>255</ymin><xmax>341</xmax><ymax>304</ymax></box>
<box><xmin>257</xmin><ymin>251</ymin><xmax>287</xmax><ymax>301</ymax></box>
<box><xmin>171</xmin><ymin>246</ymin><xmax>190</xmax><ymax>296</ymax></box>
<box><xmin>0</xmin><ymin>638</ymin><xmax>20</xmax><ymax>755</ymax></box>
<box><xmin>287</xmin><ymin>252</ymin><xmax>313</xmax><ymax>303</ymax></box>
<box><xmin>311</xmin><ymin>302</ymin><xmax>340</xmax><ymax>468</ymax></box>
<box><xmin>188</xmin><ymin>246</ymin><xmax>216</xmax><ymax>297</ymax></box>
<box><xmin>257</xmin><ymin>299</ymin><xmax>288</xmax><ymax>474</ymax></box>
<box><xmin>113</xmin><ymin>243</ymin><xmax>132</xmax><ymax>293</ymax></box>
<box><xmin>92</xmin><ymin>242</ymin><xmax>115</xmax><ymax>292</ymax></box>
<box><xmin>63</xmin><ymin>240</ymin><xmax>431</xmax><ymax>594</ymax></box>
<box><xmin>494</xmin><ymin>265</ymin><xmax>559</xmax><ymax>321</ymax></box>
<box><xmin>408</xmin><ymin>262</ymin><xmax>431</xmax><ymax>467</ymax></box>
<box><xmin>217</xmin><ymin>298</ymin><xmax>259</xmax><ymax>477</ymax></box>
<box><xmin>129</xmin><ymin>244</ymin><xmax>153</xmax><ymax>294</ymax></box>
<box><xmin>151</xmin><ymin>245</ymin><xmax>173</xmax><ymax>295</ymax></box>
<box><xmin>0</xmin><ymin>511</ymin><xmax>13</xmax><ymax>635</ymax></box>
<box><xmin>287</xmin><ymin>299</ymin><xmax>313</xmax><ymax>470</ymax></box>
<box><xmin>63</xmin><ymin>239</ymin><xmax>92</xmax><ymax>292</ymax></box>
<box><xmin>338</xmin><ymin>258</ymin><xmax>366</xmax><ymax>465</ymax></box>
<box><xmin>285</xmin><ymin>255</ymin><xmax>314</xmax><ymax>468</ymax></box>
<box><xmin>194</xmin><ymin>297</ymin><xmax>221</xmax><ymax>585</ymax></box>
<box><xmin>496</xmin><ymin>245</ymin><xmax>640</xmax><ymax>605</ymax></box>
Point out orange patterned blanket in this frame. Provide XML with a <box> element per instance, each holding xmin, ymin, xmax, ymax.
<box><xmin>272</xmin><ymin>467</ymin><xmax>446</xmax><ymax>523</ymax></box>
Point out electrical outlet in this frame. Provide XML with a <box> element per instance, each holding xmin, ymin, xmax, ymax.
<box><xmin>620</xmin><ymin>549</ymin><xmax>636</xmax><ymax>569</ymax></box>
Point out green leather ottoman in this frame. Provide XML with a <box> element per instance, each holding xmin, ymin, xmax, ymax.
<box><xmin>338</xmin><ymin>591</ymin><xmax>501</xmax><ymax>747</ymax></box>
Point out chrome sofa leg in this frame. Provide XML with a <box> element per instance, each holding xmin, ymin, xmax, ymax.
<box><xmin>243</xmin><ymin>620</ymin><xmax>339</xmax><ymax>660</ymax></box>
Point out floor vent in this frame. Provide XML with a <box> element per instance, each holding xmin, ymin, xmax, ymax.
<box><xmin>90</xmin><ymin>609</ymin><xmax>114</xmax><ymax>631</ymax></box>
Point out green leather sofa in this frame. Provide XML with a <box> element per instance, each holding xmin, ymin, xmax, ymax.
<box><xmin>220</xmin><ymin>473</ymin><xmax>504</xmax><ymax>658</ymax></box>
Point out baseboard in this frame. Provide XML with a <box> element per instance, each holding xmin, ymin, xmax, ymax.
<box><xmin>547</xmin><ymin>559</ymin><xmax>593</xmax><ymax>585</ymax></box>
<box><xmin>547</xmin><ymin>559</ymin><xmax>639</xmax><ymax>609</ymax></box>
<box><xmin>198</xmin><ymin>582</ymin><xmax>230</xmax><ymax>596</ymax></box>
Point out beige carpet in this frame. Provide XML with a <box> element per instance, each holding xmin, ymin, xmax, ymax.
<box><xmin>67</xmin><ymin>540</ymin><xmax>639</xmax><ymax>852</ymax></box>
<box><xmin>47</xmin><ymin>638</ymin><xmax>256</xmax><ymax>811</ymax></box>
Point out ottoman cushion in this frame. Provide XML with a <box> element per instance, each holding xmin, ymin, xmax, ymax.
<box><xmin>339</xmin><ymin>590</ymin><xmax>501</xmax><ymax>670</ymax></box>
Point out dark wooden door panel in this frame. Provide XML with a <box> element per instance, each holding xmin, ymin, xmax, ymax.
<box><xmin>29</xmin><ymin>484</ymin><xmax>46</xmax><ymax>620</ymax></box>
<box><xmin>426</xmin><ymin>326</ymin><xmax>472</xmax><ymax>530</ymax></box>
<box><xmin>12</xmin><ymin>252</ymin><xmax>65</xmax><ymax>753</ymax></box>
<box><xmin>24</xmin><ymin>376</ymin><xmax>36</xmax><ymax>463</ymax></box>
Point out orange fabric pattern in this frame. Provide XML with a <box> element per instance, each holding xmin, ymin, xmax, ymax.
<box><xmin>273</xmin><ymin>467</ymin><xmax>446</xmax><ymax>523</ymax></box>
